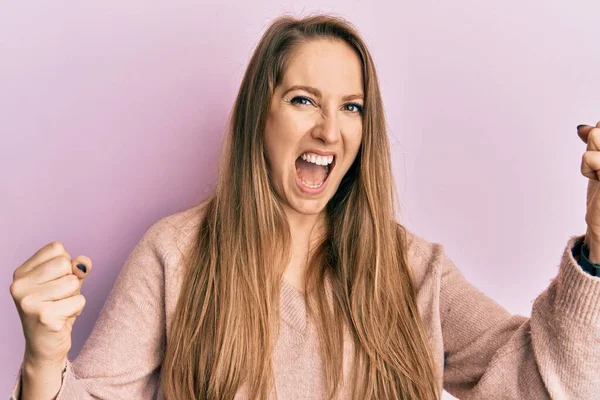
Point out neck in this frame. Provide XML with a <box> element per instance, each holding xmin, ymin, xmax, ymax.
<box><xmin>280</xmin><ymin>203</ymin><xmax>327</xmax><ymax>292</ymax></box>
<box><xmin>281</xmin><ymin>204</ymin><xmax>325</xmax><ymax>245</ymax></box>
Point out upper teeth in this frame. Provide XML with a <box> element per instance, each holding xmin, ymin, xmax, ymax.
<box><xmin>301</xmin><ymin>153</ymin><xmax>334</xmax><ymax>166</ymax></box>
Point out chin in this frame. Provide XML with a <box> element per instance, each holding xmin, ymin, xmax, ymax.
<box><xmin>289</xmin><ymin>198</ymin><xmax>328</xmax><ymax>216</ymax></box>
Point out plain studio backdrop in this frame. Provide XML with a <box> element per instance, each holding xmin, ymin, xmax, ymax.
<box><xmin>1</xmin><ymin>1</ymin><xmax>599</xmax><ymax>398</ymax></box>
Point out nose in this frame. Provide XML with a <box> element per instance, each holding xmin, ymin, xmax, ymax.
<box><xmin>311</xmin><ymin>109</ymin><xmax>341</xmax><ymax>145</ymax></box>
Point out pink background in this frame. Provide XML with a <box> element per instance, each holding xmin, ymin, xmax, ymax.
<box><xmin>2</xmin><ymin>1</ymin><xmax>599</xmax><ymax>398</ymax></box>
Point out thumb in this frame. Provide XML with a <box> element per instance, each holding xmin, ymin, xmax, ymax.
<box><xmin>578</xmin><ymin>124</ymin><xmax>595</xmax><ymax>144</ymax></box>
<box><xmin>71</xmin><ymin>256</ymin><xmax>92</xmax><ymax>280</ymax></box>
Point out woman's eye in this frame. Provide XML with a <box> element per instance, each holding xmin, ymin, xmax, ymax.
<box><xmin>345</xmin><ymin>103</ymin><xmax>363</xmax><ymax>114</ymax></box>
<box><xmin>290</xmin><ymin>96</ymin><xmax>313</xmax><ymax>106</ymax></box>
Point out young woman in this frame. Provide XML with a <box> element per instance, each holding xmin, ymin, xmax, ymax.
<box><xmin>10</xmin><ymin>14</ymin><xmax>600</xmax><ymax>400</ymax></box>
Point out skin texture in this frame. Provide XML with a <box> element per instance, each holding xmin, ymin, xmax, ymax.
<box><xmin>263</xmin><ymin>38</ymin><xmax>364</xmax><ymax>290</ymax></box>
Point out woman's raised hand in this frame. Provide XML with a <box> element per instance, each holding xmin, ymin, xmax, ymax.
<box><xmin>578</xmin><ymin>120</ymin><xmax>600</xmax><ymax>262</ymax></box>
<box><xmin>9</xmin><ymin>241</ymin><xmax>92</xmax><ymax>366</ymax></box>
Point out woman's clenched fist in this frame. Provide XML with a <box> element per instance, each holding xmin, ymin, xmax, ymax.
<box><xmin>9</xmin><ymin>241</ymin><xmax>92</xmax><ymax>365</ymax></box>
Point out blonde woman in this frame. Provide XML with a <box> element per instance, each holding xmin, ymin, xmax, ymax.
<box><xmin>9</xmin><ymin>14</ymin><xmax>600</xmax><ymax>400</ymax></box>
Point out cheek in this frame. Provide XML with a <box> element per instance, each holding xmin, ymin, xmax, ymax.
<box><xmin>345</xmin><ymin>123</ymin><xmax>363</xmax><ymax>156</ymax></box>
<box><xmin>265</xmin><ymin>112</ymin><xmax>309</xmax><ymax>162</ymax></box>
<box><xmin>264</xmin><ymin>130</ymin><xmax>287</xmax><ymax>180</ymax></box>
<box><xmin>280</xmin><ymin>112</ymin><xmax>313</xmax><ymax>144</ymax></box>
<box><xmin>264</xmin><ymin>118</ymin><xmax>294</xmax><ymax>176</ymax></box>
<box><xmin>263</xmin><ymin>121</ymin><xmax>278</xmax><ymax>169</ymax></box>
<box><xmin>338</xmin><ymin>125</ymin><xmax>362</xmax><ymax>173</ymax></box>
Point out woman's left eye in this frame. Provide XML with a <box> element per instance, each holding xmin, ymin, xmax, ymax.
<box><xmin>344</xmin><ymin>103</ymin><xmax>363</xmax><ymax>114</ymax></box>
<box><xmin>290</xmin><ymin>96</ymin><xmax>314</xmax><ymax>106</ymax></box>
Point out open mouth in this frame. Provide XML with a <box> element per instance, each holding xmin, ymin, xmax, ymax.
<box><xmin>294</xmin><ymin>152</ymin><xmax>336</xmax><ymax>190</ymax></box>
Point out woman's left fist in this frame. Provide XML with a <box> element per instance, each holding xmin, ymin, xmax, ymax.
<box><xmin>577</xmin><ymin>121</ymin><xmax>600</xmax><ymax>262</ymax></box>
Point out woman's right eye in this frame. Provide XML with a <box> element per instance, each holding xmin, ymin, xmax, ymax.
<box><xmin>290</xmin><ymin>96</ymin><xmax>314</xmax><ymax>106</ymax></box>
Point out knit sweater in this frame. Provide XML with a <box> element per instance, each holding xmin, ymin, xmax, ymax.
<box><xmin>10</xmin><ymin>204</ymin><xmax>600</xmax><ymax>399</ymax></box>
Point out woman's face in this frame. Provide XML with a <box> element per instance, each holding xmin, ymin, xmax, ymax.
<box><xmin>264</xmin><ymin>38</ymin><xmax>364</xmax><ymax>218</ymax></box>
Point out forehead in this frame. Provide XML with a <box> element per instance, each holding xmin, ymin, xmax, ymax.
<box><xmin>281</xmin><ymin>38</ymin><xmax>364</xmax><ymax>95</ymax></box>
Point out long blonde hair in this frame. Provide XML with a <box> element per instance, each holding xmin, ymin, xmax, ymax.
<box><xmin>161</xmin><ymin>14</ymin><xmax>440</xmax><ymax>400</ymax></box>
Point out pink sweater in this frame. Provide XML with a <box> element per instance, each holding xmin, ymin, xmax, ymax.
<box><xmin>10</xmin><ymin>204</ymin><xmax>600</xmax><ymax>399</ymax></box>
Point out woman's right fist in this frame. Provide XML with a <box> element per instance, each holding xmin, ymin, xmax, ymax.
<box><xmin>10</xmin><ymin>241</ymin><xmax>92</xmax><ymax>365</ymax></box>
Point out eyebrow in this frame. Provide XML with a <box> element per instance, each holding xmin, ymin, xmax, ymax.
<box><xmin>283</xmin><ymin>85</ymin><xmax>364</xmax><ymax>102</ymax></box>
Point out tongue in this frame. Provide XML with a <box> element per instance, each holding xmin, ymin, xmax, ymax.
<box><xmin>295</xmin><ymin>157</ymin><xmax>327</xmax><ymax>184</ymax></box>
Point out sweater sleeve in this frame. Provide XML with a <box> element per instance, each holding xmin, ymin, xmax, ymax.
<box><xmin>10</xmin><ymin>219</ymin><xmax>168</xmax><ymax>400</ymax></box>
<box><xmin>439</xmin><ymin>233</ymin><xmax>600</xmax><ymax>399</ymax></box>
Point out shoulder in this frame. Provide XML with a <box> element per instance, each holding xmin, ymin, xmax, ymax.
<box><xmin>400</xmin><ymin>225</ymin><xmax>447</xmax><ymax>287</ymax></box>
<box><xmin>403</xmin><ymin>227</ymin><xmax>445</xmax><ymax>265</ymax></box>
<box><xmin>141</xmin><ymin>200</ymin><xmax>209</xmax><ymax>261</ymax></box>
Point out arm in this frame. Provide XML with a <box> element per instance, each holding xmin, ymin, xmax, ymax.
<box><xmin>10</xmin><ymin>219</ymin><xmax>170</xmax><ymax>400</ymax></box>
<box><xmin>437</xmin><ymin>233</ymin><xmax>600</xmax><ymax>399</ymax></box>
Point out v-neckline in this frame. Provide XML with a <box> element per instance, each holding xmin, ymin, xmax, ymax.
<box><xmin>279</xmin><ymin>277</ymin><xmax>308</xmax><ymax>335</ymax></box>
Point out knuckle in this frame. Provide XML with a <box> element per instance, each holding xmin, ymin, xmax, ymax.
<box><xmin>53</xmin><ymin>256</ymin><xmax>72</xmax><ymax>275</ymax></box>
<box><xmin>77</xmin><ymin>294</ymin><xmax>87</xmax><ymax>310</ymax></box>
<box><xmin>48</xmin><ymin>241</ymin><xmax>71</xmax><ymax>260</ymax></box>
<box><xmin>20</xmin><ymin>295</ymin><xmax>38</xmax><ymax>314</ymax></box>
<box><xmin>38</xmin><ymin>308</ymin><xmax>62</xmax><ymax>332</ymax></box>
<box><xmin>37</xmin><ymin>307</ymin><xmax>53</xmax><ymax>326</ymax></box>
<box><xmin>49</xmin><ymin>241</ymin><xmax>67</xmax><ymax>254</ymax></box>
<box><xmin>582</xmin><ymin>152</ymin><xmax>592</xmax><ymax>170</ymax></box>
<box><xmin>588</xmin><ymin>129</ymin><xmax>597</xmax><ymax>144</ymax></box>
<box><xmin>9</xmin><ymin>280</ymin><xmax>21</xmax><ymax>299</ymax></box>
<box><xmin>56</xmin><ymin>255</ymin><xmax>71</xmax><ymax>267</ymax></box>
<box><xmin>65</xmin><ymin>275</ymin><xmax>80</xmax><ymax>292</ymax></box>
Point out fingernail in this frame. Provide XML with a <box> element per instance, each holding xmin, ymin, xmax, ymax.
<box><xmin>76</xmin><ymin>263</ymin><xmax>87</xmax><ymax>273</ymax></box>
<box><xmin>578</xmin><ymin>124</ymin><xmax>587</xmax><ymax>130</ymax></box>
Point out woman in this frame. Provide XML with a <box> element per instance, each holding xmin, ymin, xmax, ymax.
<box><xmin>9</xmin><ymin>14</ymin><xmax>600</xmax><ymax>400</ymax></box>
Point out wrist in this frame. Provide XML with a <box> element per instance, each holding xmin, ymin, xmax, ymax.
<box><xmin>583</xmin><ymin>232</ymin><xmax>600</xmax><ymax>264</ymax></box>
<box><xmin>589</xmin><ymin>248</ymin><xmax>600</xmax><ymax>264</ymax></box>
<box><xmin>21</xmin><ymin>356</ymin><xmax>67</xmax><ymax>400</ymax></box>
<box><xmin>23</xmin><ymin>350</ymin><xmax>67</xmax><ymax>370</ymax></box>
<box><xmin>583</xmin><ymin>239</ymin><xmax>600</xmax><ymax>264</ymax></box>
<box><xmin>23</xmin><ymin>356</ymin><xmax>66</xmax><ymax>373</ymax></box>
<box><xmin>584</xmin><ymin>228</ymin><xmax>600</xmax><ymax>263</ymax></box>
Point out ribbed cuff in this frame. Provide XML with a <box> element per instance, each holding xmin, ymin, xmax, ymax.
<box><xmin>556</xmin><ymin>234</ymin><xmax>600</xmax><ymax>326</ymax></box>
